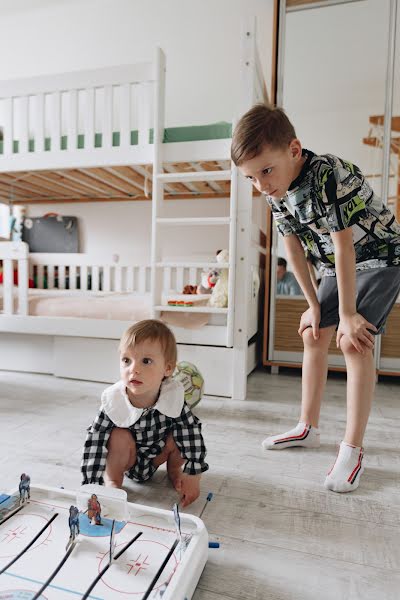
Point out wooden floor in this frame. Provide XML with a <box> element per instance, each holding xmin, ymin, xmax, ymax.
<box><xmin>1</xmin><ymin>368</ymin><xmax>399</xmax><ymax>600</ymax></box>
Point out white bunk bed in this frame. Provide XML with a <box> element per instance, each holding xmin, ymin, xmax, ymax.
<box><xmin>0</xmin><ymin>21</ymin><xmax>267</xmax><ymax>399</ymax></box>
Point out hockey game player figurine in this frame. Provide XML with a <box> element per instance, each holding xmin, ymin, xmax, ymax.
<box><xmin>66</xmin><ymin>505</ymin><xmax>80</xmax><ymax>551</ymax></box>
<box><xmin>19</xmin><ymin>473</ymin><xmax>30</xmax><ymax>505</ymax></box>
<box><xmin>87</xmin><ymin>494</ymin><xmax>102</xmax><ymax>526</ymax></box>
<box><xmin>69</xmin><ymin>505</ymin><xmax>80</xmax><ymax>539</ymax></box>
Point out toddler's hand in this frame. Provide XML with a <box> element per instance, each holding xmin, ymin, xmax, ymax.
<box><xmin>298</xmin><ymin>304</ymin><xmax>321</xmax><ymax>340</ymax></box>
<box><xmin>336</xmin><ymin>313</ymin><xmax>377</xmax><ymax>353</ymax></box>
<box><xmin>175</xmin><ymin>474</ymin><xmax>201</xmax><ymax>508</ymax></box>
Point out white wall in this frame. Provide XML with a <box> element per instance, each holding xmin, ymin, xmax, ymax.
<box><xmin>0</xmin><ymin>0</ymin><xmax>274</xmax><ymax>127</ymax></box>
<box><xmin>283</xmin><ymin>0</ymin><xmax>393</xmax><ymax>177</ymax></box>
<box><xmin>26</xmin><ymin>198</ymin><xmax>230</xmax><ymax>263</ymax></box>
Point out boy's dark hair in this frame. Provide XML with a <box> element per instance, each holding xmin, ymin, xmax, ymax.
<box><xmin>277</xmin><ymin>257</ymin><xmax>287</xmax><ymax>269</ymax></box>
<box><xmin>231</xmin><ymin>104</ymin><xmax>297</xmax><ymax>166</ymax></box>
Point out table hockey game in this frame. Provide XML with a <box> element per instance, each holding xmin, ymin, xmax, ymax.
<box><xmin>0</xmin><ymin>484</ymin><xmax>208</xmax><ymax>600</ymax></box>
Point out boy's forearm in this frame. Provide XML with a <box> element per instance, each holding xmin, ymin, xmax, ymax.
<box><xmin>283</xmin><ymin>235</ymin><xmax>319</xmax><ymax>307</ymax></box>
<box><xmin>334</xmin><ymin>243</ymin><xmax>357</xmax><ymax>317</ymax></box>
<box><xmin>330</xmin><ymin>229</ymin><xmax>357</xmax><ymax>317</ymax></box>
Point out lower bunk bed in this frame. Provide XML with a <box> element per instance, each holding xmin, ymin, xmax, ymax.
<box><xmin>0</xmin><ymin>243</ymin><xmax>260</xmax><ymax>397</ymax></box>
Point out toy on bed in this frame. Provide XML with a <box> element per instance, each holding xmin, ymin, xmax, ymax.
<box><xmin>208</xmin><ymin>249</ymin><xmax>229</xmax><ymax>308</ymax></box>
<box><xmin>182</xmin><ymin>267</ymin><xmax>220</xmax><ymax>295</ymax></box>
<box><xmin>197</xmin><ymin>267</ymin><xmax>220</xmax><ymax>294</ymax></box>
<box><xmin>0</xmin><ymin>266</ymin><xmax>35</xmax><ymax>288</ymax></box>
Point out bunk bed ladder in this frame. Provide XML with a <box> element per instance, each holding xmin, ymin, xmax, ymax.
<box><xmin>150</xmin><ymin>51</ymin><xmax>234</xmax><ymax>342</ymax></box>
<box><xmin>151</xmin><ymin>168</ymin><xmax>233</xmax><ymax>323</ymax></box>
<box><xmin>150</xmin><ymin>47</ymin><xmax>166</xmax><ymax>318</ymax></box>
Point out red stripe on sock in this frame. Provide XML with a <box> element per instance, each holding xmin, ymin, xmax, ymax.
<box><xmin>274</xmin><ymin>426</ymin><xmax>309</xmax><ymax>444</ymax></box>
<box><xmin>347</xmin><ymin>449</ymin><xmax>363</xmax><ymax>483</ymax></box>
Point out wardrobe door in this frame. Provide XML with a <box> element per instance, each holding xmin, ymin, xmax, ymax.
<box><xmin>379</xmin><ymin>2</ymin><xmax>400</xmax><ymax>376</ymax></box>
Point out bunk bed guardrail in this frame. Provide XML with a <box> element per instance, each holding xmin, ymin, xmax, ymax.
<box><xmin>0</xmin><ymin>242</ymin><xmax>220</xmax><ymax>317</ymax></box>
<box><xmin>0</xmin><ymin>241</ymin><xmax>29</xmax><ymax>315</ymax></box>
<box><xmin>0</xmin><ymin>54</ymin><xmax>162</xmax><ymax>172</ymax></box>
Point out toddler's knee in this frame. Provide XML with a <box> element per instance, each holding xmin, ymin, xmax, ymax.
<box><xmin>108</xmin><ymin>427</ymin><xmax>136</xmax><ymax>452</ymax></box>
<box><xmin>164</xmin><ymin>433</ymin><xmax>179</xmax><ymax>454</ymax></box>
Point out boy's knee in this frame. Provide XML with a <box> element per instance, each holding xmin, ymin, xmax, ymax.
<box><xmin>339</xmin><ymin>335</ymin><xmax>370</xmax><ymax>356</ymax></box>
<box><xmin>302</xmin><ymin>327</ymin><xmax>321</xmax><ymax>349</ymax></box>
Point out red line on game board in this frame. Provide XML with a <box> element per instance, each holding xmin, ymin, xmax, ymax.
<box><xmin>127</xmin><ymin>519</ymin><xmax>189</xmax><ymax>535</ymax></box>
<box><xmin>0</xmin><ymin>514</ymin><xmax>53</xmax><ymax>560</ymax></box>
<box><xmin>0</xmin><ymin>513</ymin><xmax>58</xmax><ymax>575</ymax></box>
<box><xmin>99</xmin><ymin>539</ymin><xmax>178</xmax><ymax>595</ymax></box>
<box><xmin>81</xmin><ymin>531</ymin><xmax>143</xmax><ymax>600</ymax></box>
<box><xmin>30</xmin><ymin>499</ymin><xmax>70</xmax><ymax>512</ymax></box>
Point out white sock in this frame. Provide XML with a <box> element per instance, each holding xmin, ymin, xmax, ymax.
<box><xmin>324</xmin><ymin>442</ymin><xmax>364</xmax><ymax>493</ymax></box>
<box><xmin>261</xmin><ymin>422</ymin><xmax>320</xmax><ymax>451</ymax></box>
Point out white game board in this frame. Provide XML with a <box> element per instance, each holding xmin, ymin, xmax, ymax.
<box><xmin>0</xmin><ymin>484</ymin><xmax>208</xmax><ymax>600</ymax></box>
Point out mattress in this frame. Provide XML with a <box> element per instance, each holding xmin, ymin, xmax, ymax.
<box><xmin>0</xmin><ymin>290</ymin><xmax>212</xmax><ymax>329</ymax></box>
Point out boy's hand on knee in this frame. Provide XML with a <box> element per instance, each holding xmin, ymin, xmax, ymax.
<box><xmin>176</xmin><ymin>474</ymin><xmax>201</xmax><ymax>508</ymax></box>
<box><xmin>336</xmin><ymin>313</ymin><xmax>377</xmax><ymax>353</ymax></box>
<box><xmin>298</xmin><ymin>304</ymin><xmax>321</xmax><ymax>340</ymax></box>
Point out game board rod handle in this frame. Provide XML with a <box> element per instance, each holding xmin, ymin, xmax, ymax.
<box><xmin>81</xmin><ymin>531</ymin><xmax>143</xmax><ymax>600</ymax></box>
<box><xmin>0</xmin><ymin>503</ymin><xmax>25</xmax><ymax>527</ymax></box>
<box><xmin>0</xmin><ymin>512</ymin><xmax>59</xmax><ymax>576</ymax></box>
<box><xmin>142</xmin><ymin>538</ymin><xmax>179</xmax><ymax>600</ymax></box>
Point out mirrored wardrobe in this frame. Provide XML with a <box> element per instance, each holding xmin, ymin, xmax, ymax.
<box><xmin>263</xmin><ymin>0</ymin><xmax>400</xmax><ymax>376</ymax></box>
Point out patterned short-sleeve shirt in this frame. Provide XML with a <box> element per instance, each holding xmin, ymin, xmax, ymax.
<box><xmin>267</xmin><ymin>150</ymin><xmax>400</xmax><ymax>276</ymax></box>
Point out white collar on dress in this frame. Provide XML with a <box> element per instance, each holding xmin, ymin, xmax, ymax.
<box><xmin>100</xmin><ymin>378</ymin><xmax>184</xmax><ymax>428</ymax></box>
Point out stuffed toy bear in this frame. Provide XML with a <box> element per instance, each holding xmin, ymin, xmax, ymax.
<box><xmin>196</xmin><ymin>267</ymin><xmax>220</xmax><ymax>294</ymax></box>
<box><xmin>182</xmin><ymin>267</ymin><xmax>219</xmax><ymax>295</ymax></box>
<box><xmin>209</xmin><ymin>249</ymin><xmax>229</xmax><ymax>308</ymax></box>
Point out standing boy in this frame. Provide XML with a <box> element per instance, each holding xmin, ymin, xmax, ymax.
<box><xmin>231</xmin><ymin>104</ymin><xmax>400</xmax><ymax>492</ymax></box>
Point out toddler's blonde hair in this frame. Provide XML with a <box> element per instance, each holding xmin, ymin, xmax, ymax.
<box><xmin>119</xmin><ymin>319</ymin><xmax>177</xmax><ymax>368</ymax></box>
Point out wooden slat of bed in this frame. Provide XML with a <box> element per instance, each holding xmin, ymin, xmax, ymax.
<box><xmin>0</xmin><ymin>181</ymin><xmax>38</xmax><ymax>202</ymax></box>
<box><xmin>86</xmin><ymin>167</ymin><xmax>144</xmax><ymax>196</ymax></box>
<box><xmin>57</xmin><ymin>168</ymin><xmax>125</xmax><ymax>196</ymax></box>
<box><xmin>0</xmin><ymin>172</ymin><xmax>71</xmax><ymax>199</ymax></box>
<box><xmin>103</xmin><ymin>167</ymin><xmax>146</xmax><ymax>194</ymax></box>
<box><xmin>27</xmin><ymin>171</ymin><xmax>97</xmax><ymax>198</ymax></box>
<box><xmin>381</xmin><ymin>303</ymin><xmax>400</xmax><ymax>358</ymax></box>
<box><xmin>0</xmin><ymin>160</ymin><xmax>242</xmax><ymax>204</ymax></box>
<box><xmin>110</xmin><ymin>165</ymin><xmax>147</xmax><ymax>192</ymax></box>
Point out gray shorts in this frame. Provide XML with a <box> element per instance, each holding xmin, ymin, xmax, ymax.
<box><xmin>317</xmin><ymin>266</ymin><xmax>400</xmax><ymax>334</ymax></box>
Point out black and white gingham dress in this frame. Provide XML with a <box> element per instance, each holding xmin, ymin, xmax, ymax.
<box><xmin>81</xmin><ymin>380</ymin><xmax>208</xmax><ymax>484</ymax></box>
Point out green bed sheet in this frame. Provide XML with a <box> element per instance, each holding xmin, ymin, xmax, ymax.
<box><xmin>0</xmin><ymin>122</ymin><xmax>232</xmax><ymax>154</ymax></box>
